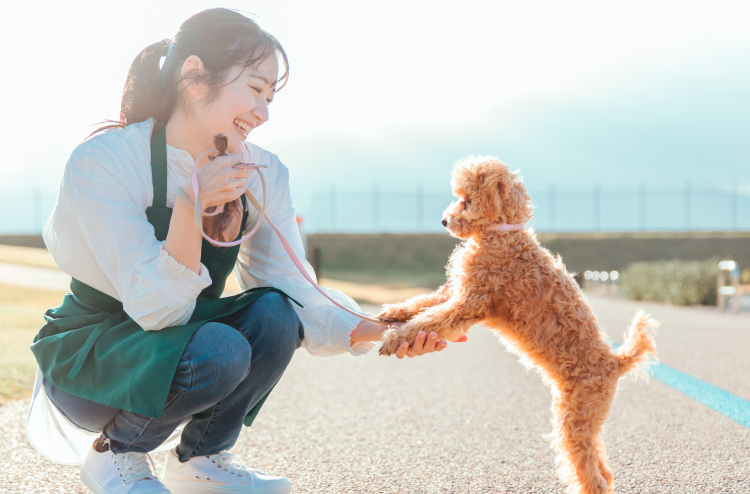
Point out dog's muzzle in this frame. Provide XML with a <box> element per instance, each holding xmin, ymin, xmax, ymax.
<box><xmin>441</xmin><ymin>219</ymin><xmax>448</xmax><ymax>227</ymax></box>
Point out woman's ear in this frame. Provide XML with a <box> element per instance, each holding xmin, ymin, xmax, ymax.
<box><xmin>181</xmin><ymin>55</ymin><xmax>205</xmax><ymax>96</ymax></box>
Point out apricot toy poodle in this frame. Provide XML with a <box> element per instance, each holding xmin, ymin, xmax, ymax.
<box><xmin>378</xmin><ymin>156</ymin><xmax>657</xmax><ymax>494</ymax></box>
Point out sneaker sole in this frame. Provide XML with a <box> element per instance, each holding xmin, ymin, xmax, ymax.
<box><xmin>80</xmin><ymin>467</ymin><xmax>114</xmax><ymax>494</ymax></box>
<box><xmin>161</xmin><ymin>477</ymin><xmax>291</xmax><ymax>494</ymax></box>
<box><xmin>81</xmin><ymin>466</ymin><xmax>170</xmax><ymax>494</ymax></box>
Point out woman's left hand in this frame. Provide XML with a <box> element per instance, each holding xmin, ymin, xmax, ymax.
<box><xmin>389</xmin><ymin>323</ymin><xmax>468</xmax><ymax>359</ymax></box>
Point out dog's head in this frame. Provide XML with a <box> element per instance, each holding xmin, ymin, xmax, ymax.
<box><xmin>442</xmin><ymin>156</ymin><xmax>534</xmax><ymax>239</ymax></box>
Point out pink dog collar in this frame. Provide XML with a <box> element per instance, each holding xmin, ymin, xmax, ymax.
<box><xmin>486</xmin><ymin>224</ymin><xmax>525</xmax><ymax>232</ymax></box>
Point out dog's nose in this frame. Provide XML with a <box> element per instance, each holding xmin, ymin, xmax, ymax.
<box><xmin>441</xmin><ymin>219</ymin><xmax>448</xmax><ymax>227</ymax></box>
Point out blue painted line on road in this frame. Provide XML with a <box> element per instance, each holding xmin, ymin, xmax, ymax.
<box><xmin>611</xmin><ymin>342</ymin><xmax>750</xmax><ymax>429</ymax></box>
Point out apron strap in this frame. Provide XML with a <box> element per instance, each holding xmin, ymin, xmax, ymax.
<box><xmin>146</xmin><ymin>122</ymin><xmax>171</xmax><ymax>241</ymax></box>
<box><xmin>150</xmin><ymin>123</ymin><xmax>168</xmax><ymax>209</ymax></box>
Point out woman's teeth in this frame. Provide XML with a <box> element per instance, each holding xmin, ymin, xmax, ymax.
<box><xmin>233</xmin><ymin>119</ymin><xmax>251</xmax><ymax>134</ymax></box>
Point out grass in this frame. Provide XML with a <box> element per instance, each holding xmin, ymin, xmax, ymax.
<box><xmin>0</xmin><ymin>284</ymin><xmax>66</xmax><ymax>404</ymax></box>
<box><xmin>0</xmin><ymin>243</ymin><xmax>57</xmax><ymax>269</ymax></box>
<box><xmin>620</xmin><ymin>258</ymin><xmax>719</xmax><ymax>306</ymax></box>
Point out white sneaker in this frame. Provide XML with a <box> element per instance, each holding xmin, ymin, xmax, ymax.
<box><xmin>80</xmin><ymin>445</ymin><xmax>170</xmax><ymax>494</ymax></box>
<box><xmin>161</xmin><ymin>449</ymin><xmax>291</xmax><ymax>494</ymax></box>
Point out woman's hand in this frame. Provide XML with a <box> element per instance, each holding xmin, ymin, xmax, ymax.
<box><xmin>349</xmin><ymin>319</ymin><xmax>467</xmax><ymax>358</ymax></box>
<box><xmin>389</xmin><ymin>323</ymin><xmax>468</xmax><ymax>359</ymax></box>
<box><xmin>182</xmin><ymin>154</ymin><xmax>250</xmax><ymax>210</ymax></box>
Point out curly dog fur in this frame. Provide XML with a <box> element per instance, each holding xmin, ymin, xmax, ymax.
<box><xmin>378</xmin><ymin>156</ymin><xmax>658</xmax><ymax>494</ymax></box>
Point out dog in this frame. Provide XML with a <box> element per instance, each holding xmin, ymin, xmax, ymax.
<box><xmin>377</xmin><ymin>156</ymin><xmax>657</xmax><ymax>494</ymax></box>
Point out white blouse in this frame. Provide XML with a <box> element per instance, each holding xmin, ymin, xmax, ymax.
<box><xmin>27</xmin><ymin>118</ymin><xmax>376</xmax><ymax>466</ymax></box>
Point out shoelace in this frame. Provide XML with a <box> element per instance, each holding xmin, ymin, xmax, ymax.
<box><xmin>207</xmin><ymin>451</ymin><xmax>262</xmax><ymax>478</ymax></box>
<box><xmin>112</xmin><ymin>451</ymin><xmax>157</xmax><ymax>484</ymax></box>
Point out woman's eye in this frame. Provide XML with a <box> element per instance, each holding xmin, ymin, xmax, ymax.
<box><xmin>249</xmin><ymin>86</ymin><xmax>261</xmax><ymax>94</ymax></box>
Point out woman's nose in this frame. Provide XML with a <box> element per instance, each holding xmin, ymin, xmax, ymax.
<box><xmin>253</xmin><ymin>99</ymin><xmax>269</xmax><ymax>124</ymax></box>
<box><xmin>442</xmin><ymin>219</ymin><xmax>448</xmax><ymax>227</ymax></box>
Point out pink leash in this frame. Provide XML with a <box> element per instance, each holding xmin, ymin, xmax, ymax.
<box><xmin>190</xmin><ymin>150</ymin><xmax>386</xmax><ymax>325</ymax></box>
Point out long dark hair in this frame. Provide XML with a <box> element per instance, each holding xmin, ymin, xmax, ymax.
<box><xmin>92</xmin><ymin>8</ymin><xmax>289</xmax><ymax>136</ymax></box>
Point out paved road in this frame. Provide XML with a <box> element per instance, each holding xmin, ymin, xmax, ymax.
<box><xmin>0</xmin><ymin>262</ymin><xmax>71</xmax><ymax>292</ymax></box>
<box><xmin>2</xmin><ymin>295</ymin><xmax>749</xmax><ymax>493</ymax></box>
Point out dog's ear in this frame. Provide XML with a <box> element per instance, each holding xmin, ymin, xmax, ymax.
<box><xmin>503</xmin><ymin>178</ymin><xmax>534</xmax><ymax>224</ymax></box>
<box><xmin>481</xmin><ymin>168</ymin><xmax>506</xmax><ymax>221</ymax></box>
<box><xmin>486</xmin><ymin>171</ymin><xmax>533</xmax><ymax>224</ymax></box>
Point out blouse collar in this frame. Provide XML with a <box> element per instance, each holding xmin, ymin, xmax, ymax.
<box><xmin>166</xmin><ymin>142</ymin><xmax>253</xmax><ymax>176</ymax></box>
<box><xmin>166</xmin><ymin>144</ymin><xmax>195</xmax><ymax>176</ymax></box>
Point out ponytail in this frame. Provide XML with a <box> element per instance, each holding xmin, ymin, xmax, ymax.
<box><xmin>87</xmin><ymin>39</ymin><xmax>171</xmax><ymax>138</ymax></box>
<box><xmin>120</xmin><ymin>39</ymin><xmax>171</xmax><ymax>125</ymax></box>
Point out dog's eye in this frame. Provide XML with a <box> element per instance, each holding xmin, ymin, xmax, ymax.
<box><xmin>466</xmin><ymin>198</ymin><xmax>472</xmax><ymax>204</ymax></box>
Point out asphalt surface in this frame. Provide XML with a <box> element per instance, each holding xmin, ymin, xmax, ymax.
<box><xmin>2</xmin><ymin>295</ymin><xmax>749</xmax><ymax>493</ymax></box>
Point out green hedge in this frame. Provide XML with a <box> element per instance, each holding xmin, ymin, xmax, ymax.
<box><xmin>620</xmin><ymin>258</ymin><xmax>719</xmax><ymax>306</ymax></box>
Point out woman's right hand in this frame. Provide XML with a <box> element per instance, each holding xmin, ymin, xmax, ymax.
<box><xmin>182</xmin><ymin>154</ymin><xmax>250</xmax><ymax>210</ymax></box>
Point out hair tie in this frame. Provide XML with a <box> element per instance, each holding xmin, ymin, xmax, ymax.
<box><xmin>160</xmin><ymin>39</ymin><xmax>174</xmax><ymax>70</ymax></box>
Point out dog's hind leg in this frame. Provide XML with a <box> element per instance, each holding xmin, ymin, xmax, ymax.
<box><xmin>551</xmin><ymin>389</ymin><xmax>614</xmax><ymax>494</ymax></box>
<box><xmin>594</xmin><ymin>433</ymin><xmax>614</xmax><ymax>493</ymax></box>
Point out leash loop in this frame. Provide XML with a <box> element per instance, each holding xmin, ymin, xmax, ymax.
<box><xmin>189</xmin><ymin>147</ymin><xmax>385</xmax><ymax>325</ymax></box>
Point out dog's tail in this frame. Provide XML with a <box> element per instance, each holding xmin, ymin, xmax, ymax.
<box><xmin>615</xmin><ymin>310</ymin><xmax>658</xmax><ymax>377</ymax></box>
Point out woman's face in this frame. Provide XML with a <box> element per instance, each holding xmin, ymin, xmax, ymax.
<box><xmin>189</xmin><ymin>54</ymin><xmax>279</xmax><ymax>152</ymax></box>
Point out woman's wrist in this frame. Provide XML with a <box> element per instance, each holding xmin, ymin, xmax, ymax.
<box><xmin>181</xmin><ymin>183</ymin><xmax>196</xmax><ymax>203</ymax></box>
<box><xmin>349</xmin><ymin>319</ymin><xmax>388</xmax><ymax>346</ymax></box>
<box><xmin>176</xmin><ymin>185</ymin><xmax>196</xmax><ymax>211</ymax></box>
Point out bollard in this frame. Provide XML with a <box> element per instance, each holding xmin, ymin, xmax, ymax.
<box><xmin>312</xmin><ymin>246</ymin><xmax>322</xmax><ymax>283</ymax></box>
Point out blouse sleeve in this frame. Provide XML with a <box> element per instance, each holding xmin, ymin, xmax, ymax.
<box><xmin>51</xmin><ymin>135</ymin><xmax>212</xmax><ymax>331</ymax></box>
<box><xmin>235</xmin><ymin>156</ymin><xmax>377</xmax><ymax>357</ymax></box>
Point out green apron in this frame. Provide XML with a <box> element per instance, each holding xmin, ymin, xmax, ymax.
<box><xmin>31</xmin><ymin>124</ymin><xmax>299</xmax><ymax>426</ymax></box>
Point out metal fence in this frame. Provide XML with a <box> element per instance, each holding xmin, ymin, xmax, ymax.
<box><xmin>1</xmin><ymin>183</ymin><xmax>748</xmax><ymax>234</ymax></box>
<box><xmin>297</xmin><ymin>183</ymin><xmax>749</xmax><ymax>233</ymax></box>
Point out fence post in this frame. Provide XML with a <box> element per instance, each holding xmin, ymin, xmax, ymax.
<box><xmin>593</xmin><ymin>182</ymin><xmax>600</xmax><ymax>231</ymax></box>
<box><xmin>729</xmin><ymin>182</ymin><xmax>737</xmax><ymax>230</ymax></box>
<box><xmin>330</xmin><ymin>185</ymin><xmax>336</xmax><ymax>232</ymax></box>
<box><xmin>684</xmin><ymin>181</ymin><xmax>691</xmax><ymax>231</ymax></box>
<box><xmin>372</xmin><ymin>184</ymin><xmax>379</xmax><ymax>231</ymax></box>
<box><xmin>639</xmin><ymin>182</ymin><xmax>646</xmax><ymax>231</ymax></box>
<box><xmin>416</xmin><ymin>184</ymin><xmax>424</xmax><ymax>231</ymax></box>
<box><xmin>549</xmin><ymin>182</ymin><xmax>556</xmax><ymax>231</ymax></box>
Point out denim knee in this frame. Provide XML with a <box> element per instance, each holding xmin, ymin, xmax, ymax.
<box><xmin>236</xmin><ymin>291</ymin><xmax>304</xmax><ymax>363</ymax></box>
<box><xmin>177</xmin><ymin>322</ymin><xmax>252</xmax><ymax>394</ymax></box>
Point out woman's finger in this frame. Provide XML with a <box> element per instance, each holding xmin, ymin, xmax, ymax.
<box><xmin>435</xmin><ymin>340</ymin><xmax>448</xmax><ymax>351</ymax></box>
<box><xmin>396</xmin><ymin>342</ymin><xmax>409</xmax><ymax>359</ymax></box>
<box><xmin>410</xmin><ymin>332</ymin><xmax>426</xmax><ymax>355</ymax></box>
<box><xmin>233</xmin><ymin>168</ymin><xmax>251</xmax><ymax>180</ymax></box>
<box><xmin>422</xmin><ymin>332</ymin><xmax>439</xmax><ymax>353</ymax></box>
<box><xmin>216</xmin><ymin>154</ymin><xmax>244</xmax><ymax>168</ymax></box>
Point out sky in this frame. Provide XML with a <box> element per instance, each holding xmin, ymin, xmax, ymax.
<box><xmin>1</xmin><ymin>0</ymin><xmax>749</xmax><ymax>232</ymax></box>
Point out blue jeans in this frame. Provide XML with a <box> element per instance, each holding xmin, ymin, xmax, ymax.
<box><xmin>43</xmin><ymin>291</ymin><xmax>303</xmax><ymax>462</ymax></box>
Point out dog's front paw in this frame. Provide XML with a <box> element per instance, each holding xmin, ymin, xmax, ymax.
<box><xmin>378</xmin><ymin>324</ymin><xmax>410</xmax><ymax>356</ymax></box>
<box><xmin>377</xmin><ymin>303</ymin><xmax>414</xmax><ymax>323</ymax></box>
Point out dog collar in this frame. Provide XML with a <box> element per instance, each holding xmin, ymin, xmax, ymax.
<box><xmin>486</xmin><ymin>223</ymin><xmax>525</xmax><ymax>232</ymax></box>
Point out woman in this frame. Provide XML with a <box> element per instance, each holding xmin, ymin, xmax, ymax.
<box><xmin>27</xmin><ymin>8</ymin><xmax>461</xmax><ymax>494</ymax></box>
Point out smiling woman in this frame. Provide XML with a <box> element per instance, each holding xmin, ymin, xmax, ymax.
<box><xmin>26</xmin><ymin>7</ymin><xmax>458</xmax><ymax>494</ymax></box>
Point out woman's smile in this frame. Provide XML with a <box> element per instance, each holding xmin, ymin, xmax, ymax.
<box><xmin>233</xmin><ymin>117</ymin><xmax>254</xmax><ymax>140</ymax></box>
